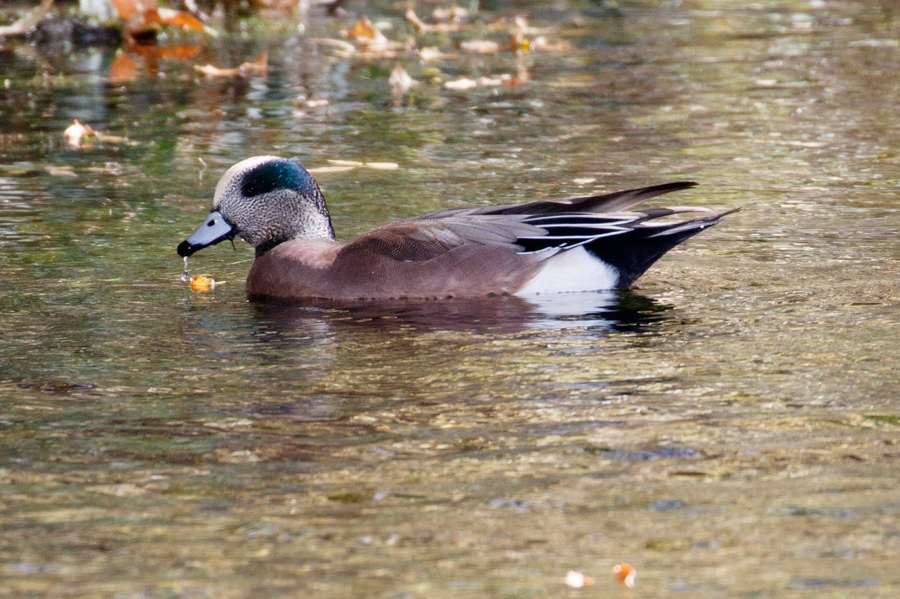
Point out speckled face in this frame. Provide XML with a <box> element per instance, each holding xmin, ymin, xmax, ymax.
<box><xmin>178</xmin><ymin>156</ymin><xmax>335</xmax><ymax>258</ymax></box>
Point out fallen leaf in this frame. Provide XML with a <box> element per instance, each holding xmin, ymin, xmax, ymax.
<box><xmin>613</xmin><ymin>563</ymin><xmax>635</xmax><ymax>588</ymax></box>
<box><xmin>461</xmin><ymin>39</ymin><xmax>501</xmax><ymax>54</ymax></box>
<box><xmin>328</xmin><ymin>160</ymin><xmax>365</xmax><ymax>167</ymax></box>
<box><xmin>444</xmin><ymin>78</ymin><xmax>479</xmax><ymax>90</ymax></box>
<box><xmin>308</xmin><ymin>37</ymin><xmax>357</xmax><ymax>56</ymax></box>
<box><xmin>565</xmin><ymin>570</ymin><xmax>595</xmax><ymax>589</ymax></box>
<box><xmin>194</xmin><ymin>52</ymin><xmax>268</xmax><ymax>78</ymax></box>
<box><xmin>305</xmin><ymin>99</ymin><xmax>329</xmax><ymax>108</ymax></box>
<box><xmin>346</xmin><ymin>15</ymin><xmax>398</xmax><ymax>49</ymax></box>
<box><xmin>406</xmin><ymin>8</ymin><xmax>465</xmax><ymax>33</ymax></box>
<box><xmin>365</xmin><ymin>162</ymin><xmax>399</xmax><ymax>170</ymax></box>
<box><xmin>155</xmin><ymin>7</ymin><xmax>217</xmax><ymax>36</ymax></box>
<box><xmin>433</xmin><ymin>5</ymin><xmax>471</xmax><ymax>22</ymax></box>
<box><xmin>110</xmin><ymin>0</ymin><xmax>143</xmax><ymax>21</ymax></box>
<box><xmin>109</xmin><ymin>50</ymin><xmax>140</xmax><ymax>84</ymax></box>
<box><xmin>111</xmin><ymin>0</ymin><xmax>215</xmax><ymax>36</ymax></box>
<box><xmin>418</xmin><ymin>47</ymin><xmax>457</xmax><ymax>62</ymax></box>
<box><xmin>531</xmin><ymin>36</ymin><xmax>570</xmax><ymax>52</ymax></box>
<box><xmin>389</xmin><ymin>64</ymin><xmax>414</xmax><ymax>97</ymax></box>
<box><xmin>44</xmin><ymin>164</ymin><xmax>78</xmax><ymax>177</ymax></box>
<box><xmin>477</xmin><ymin>75</ymin><xmax>510</xmax><ymax>86</ymax></box>
<box><xmin>63</xmin><ymin>119</ymin><xmax>96</xmax><ymax>149</ymax></box>
<box><xmin>0</xmin><ymin>0</ymin><xmax>54</xmax><ymax>37</ymax></box>
<box><xmin>573</xmin><ymin>178</ymin><xmax>597</xmax><ymax>185</ymax></box>
<box><xmin>307</xmin><ymin>166</ymin><xmax>358</xmax><ymax>174</ymax></box>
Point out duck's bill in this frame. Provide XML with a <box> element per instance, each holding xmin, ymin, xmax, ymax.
<box><xmin>177</xmin><ymin>211</ymin><xmax>236</xmax><ymax>257</ymax></box>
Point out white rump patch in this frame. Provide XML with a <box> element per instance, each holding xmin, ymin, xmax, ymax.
<box><xmin>515</xmin><ymin>246</ymin><xmax>619</xmax><ymax>296</ymax></box>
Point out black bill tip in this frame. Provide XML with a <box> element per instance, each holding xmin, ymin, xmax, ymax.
<box><xmin>177</xmin><ymin>239</ymin><xmax>198</xmax><ymax>257</ymax></box>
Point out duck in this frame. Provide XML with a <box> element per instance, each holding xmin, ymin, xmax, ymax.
<box><xmin>177</xmin><ymin>156</ymin><xmax>735</xmax><ymax>301</ymax></box>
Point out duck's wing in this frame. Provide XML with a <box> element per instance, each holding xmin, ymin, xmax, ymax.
<box><xmin>416</xmin><ymin>182</ymin><xmax>699</xmax><ymax>219</ymax></box>
<box><xmin>338</xmin><ymin>204</ymin><xmax>726</xmax><ymax>264</ymax></box>
<box><xmin>337</xmin><ymin>216</ymin><xmax>536</xmax><ymax>262</ymax></box>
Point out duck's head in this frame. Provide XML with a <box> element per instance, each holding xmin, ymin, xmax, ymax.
<box><xmin>177</xmin><ymin>156</ymin><xmax>335</xmax><ymax>258</ymax></box>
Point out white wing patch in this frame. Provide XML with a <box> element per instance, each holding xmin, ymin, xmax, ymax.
<box><xmin>515</xmin><ymin>246</ymin><xmax>619</xmax><ymax>295</ymax></box>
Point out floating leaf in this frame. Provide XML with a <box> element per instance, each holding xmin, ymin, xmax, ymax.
<box><xmin>63</xmin><ymin>119</ymin><xmax>96</xmax><ymax>149</ymax></box>
<box><xmin>155</xmin><ymin>7</ymin><xmax>217</xmax><ymax>36</ymax></box>
<box><xmin>406</xmin><ymin>8</ymin><xmax>465</xmax><ymax>33</ymax></box>
<box><xmin>565</xmin><ymin>571</ymin><xmax>595</xmax><ymax>589</ymax></box>
<box><xmin>109</xmin><ymin>51</ymin><xmax>140</xmax><ymax>84</ymax></box>
<box><xmin>444</xmin><ymin>78</ymin><xmax>479</xmax><ymax>90</ymax></box>
<box><xmin>433</xmin><ymin>5</ymin><xmax>471</xmax><ymax>23</ymax></box>
<box><xmin>418</xmin><ymin>47</ymin><xmax>457</xmax><ymax>62</ymax></box>
<box><xmin>307</xmin><ymin>166</ymin><xmax>358</xmax><ymax>174</ymax></box>
<box><xmin>194</xmin><ymin>52</ymin><xmax>268</xmax><ymax>78</ymax></box>
<box><xmin>389</xmin><ymin>64</ymin><xmax>414</xmax><ymax>98</ymax></box>
<box><xmin>111</xmin><ymin>0</ymin><xmax>215</xmax><ymax>36</ymax></box>
<box><xmin>461</xmin><ymin>39</ymin><xmax>501</xmax><ymax>54</ymax></box>
<box><xmin>346</xmin><ymin>15</ymin><xmax>398</xmax><ymax>49</ymax></box>
<box><xmin>613</xmin><ymin>563</ymin><xmax>636</xmax><ymax>588</ymax></box>
<box><xmin>365</xmin><ymin>162</ymin><xmax>399</xmax><ymax>170</ymax></box>
<box><xmin>0</xmin><ymin>0</ymin><xmax>54</xmax><ymax>37</ymax></box>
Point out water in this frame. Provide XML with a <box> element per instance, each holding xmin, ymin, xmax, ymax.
<box><xmin>2</xmin><ymin>1</ymin><xmax>900</xmax><ymax>597</ymax></box>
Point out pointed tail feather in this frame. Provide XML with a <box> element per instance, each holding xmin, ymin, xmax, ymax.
<box><xmin>586</xmin><ymin>208</ymin><xmax>738</xmax><ymax>287</ymax></box>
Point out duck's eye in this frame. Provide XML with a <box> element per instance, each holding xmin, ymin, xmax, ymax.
<box><xmin>243</xmin><ymin>183</ymin><xmax>258</xmax><ymax>196</ymax></box>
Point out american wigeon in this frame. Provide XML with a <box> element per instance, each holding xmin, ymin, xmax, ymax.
<box><xmin>177</xmin><ymin>156</ymin><xmax>735</xmax><ymax>300</ymax></box>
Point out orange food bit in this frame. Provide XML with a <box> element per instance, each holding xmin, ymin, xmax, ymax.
<box><xmin>613</xmin><ymin>563</ymin><xmax>635</xmax><ymax>588</ymax></box>
<box><xmin>190</xmin><ymin>276</ymin><xmax>215</xmax><ymax>291</ymax></box>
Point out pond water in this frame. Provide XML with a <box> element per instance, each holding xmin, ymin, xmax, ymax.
<box><xmin>2</xmin><ymin>0</ymin><xmax>900</xmax><ymax>597</ymax></box>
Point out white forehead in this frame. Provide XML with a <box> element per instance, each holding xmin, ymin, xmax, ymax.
<box><xmin>213</xmin><ymin>156</ymin><xmax>285</xmax><ymax>205</ymax></box>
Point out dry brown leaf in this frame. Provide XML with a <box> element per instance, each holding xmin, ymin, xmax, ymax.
<box><xmin>109</xmin><ymin>51</ymin><xmax>140</xmax><ymax>84</ymax></box>
<box><xmin>156</xmin><ymin>7</ymin><xmax>217</xmax><ymax>36</ymax></box>
<box><xmin>346</xmin><ymin>15</ymin><xmax>398</xmax><ymax>49</ymax></box>
<box><xmin>328</xmin><ymin>160</ymin><xmax>364</xmax><ymax>167</ymax></box>
<box><xmin>406</xmin><ymin>8</ymin><xmax>465</xmax><ymax>33</ymax></box>
<box><xmin>418</xmin><ymin>47</ymin><xmax>457</xmax><ymax>62</ymax></box>
<box><xmin>0</xmin><ymin>0</ymin><xmax>54</xmax><ymax>37</ymax></box>
<box><xmin>388</xmin><ymin>64</ymin><xmax>414</xmax><ymax>95</ymax></box>
<box><xmin>531</xmin><ymin>36</ymin><xmax>570</xmax><ymax>52</ymax></box>
<box><xmin>111</xmin><ymin>0</ymin><xmax>147</xmax><ymax>21</ymax></box>
<box><xmin>461</xmin><ymin>39</ymin><xmax>501</xmax><ymax>54</ymax></box>
<box><xmin>44</xmin><ymin>164</ymin><xmax>78</xmax><ymax>177</ymax></box>
<box><xmin>307</xmin><ymin>166</ymin><xmax>358</xmax><ymax>174</ymax></box>
<box><xmin>111</xmin><ymin>0</ymin><xmax>215</xmax><ymax>36</ymax></box>
<box><xmin>433</xmin><ymin>5</ymin><xmax>471</xmax><ymax>22</ymax></box>
<box><xmin>63</xmin><ymin>119</ymin><xmax>96</xmax><ymax>149</ymax></box>
<box><xmin>308</xmin><ymin>37</ymin><xmax>356</xmax><ymax>55</ymax></box>
<box><xmin>194</xmin><ymin>52</ymin><xmax>268</xmax><ymax>78</ymax></box>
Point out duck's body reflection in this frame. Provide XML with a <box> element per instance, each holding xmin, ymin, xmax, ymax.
<box><xmin>246</xmin><ymin>290</ymin><xmax>671</xmax><ymax>337</ymax></box>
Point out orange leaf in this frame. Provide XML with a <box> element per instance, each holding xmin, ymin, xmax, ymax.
<box><xmin>613</xmin><ymin>563</ymin><xmax>635</xmax><ymax>588</ymax></box>
<box><xmin>347</xmin><ymin>15</ymin><xmax>388</xmax><ymax>47</ymax></box>
<box><xmin>109</xmin><ymin>51</ymin><xmax>140</xmax><ymax>83</ymax></box>
<box><xmin>194</xmin><ymin>52</ymin><xmax>267</xmax><ymax>78</ymax></box>
<box><xmin>156</xmin><ymin>7</ymin><xmax>216</xmax><ymax>36</ymax></box>
<box><xmin>110</xmin><ymin>0</ymin><xmax>140</xmax><ymax>21</ymax></box>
